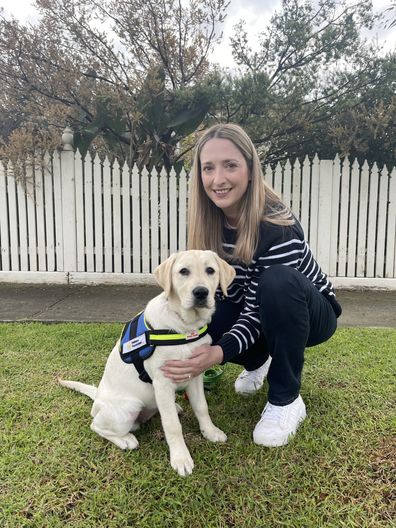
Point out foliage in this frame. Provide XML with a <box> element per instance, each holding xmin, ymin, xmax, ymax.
<box><xmin>385</xmin><ymin>1</ymin><xmax>396</xmax><ymax>28</ymax></box>
<box><xmin>0</xmin><ymin>0</ymin><xmax>396</xmax><ymax>167</ymax></box>
<box><xmin>0</xmin><ymin>0</ymin><xmax>227</xmax><ymax>168</ymax></box>
<box><xmin>212</xmin><ymin>0</ymin><xmax>396</xmax><ymax>165</ymax></box>
<box><xmin>1</xmin><ymin>323</ymin><xmax>395</xmax><ymax>526</ymax></box>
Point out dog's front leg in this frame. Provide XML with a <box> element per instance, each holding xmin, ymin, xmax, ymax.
<box><xmin>186</xmin><ymin>376</ymin><xmax>227</xmax><ymax>442</ymax></box>
<box><xmin>152</xmin><ymin>380</ymin><xmax>194</xmax><ymax>477</ymax></box>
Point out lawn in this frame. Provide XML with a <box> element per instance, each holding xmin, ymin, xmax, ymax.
<box><xmin>0</xmin><ymin>323</ymin><xmax>395</xmax><ymax>528</ymax></box>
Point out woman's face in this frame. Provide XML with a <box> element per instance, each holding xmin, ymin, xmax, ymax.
<box><xmin>199</xmin><ymin>137</ymin><xmax>250</xmax><ymax>225</ymax></box>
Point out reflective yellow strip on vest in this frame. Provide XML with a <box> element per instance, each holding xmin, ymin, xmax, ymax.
<box><xmin>148</xmin><ymin>324</ymin><xmax>208</xmax><ymax>342</ymax></box>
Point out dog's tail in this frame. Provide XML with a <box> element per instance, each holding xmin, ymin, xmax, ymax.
<box><xmin>59</xmin><ymin>379</ymin><xmax>97</xmax><ymax>400</ymax></box>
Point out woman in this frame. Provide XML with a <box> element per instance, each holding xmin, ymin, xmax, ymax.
<box><xmin>161</xmin><ymin>123</ymin><xmax>342</xmax><ymax>447</ymax></box>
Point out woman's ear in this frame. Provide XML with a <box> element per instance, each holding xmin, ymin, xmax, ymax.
<box><xmin>153</xmin><ymin>253</ymin><xmax>177</xmax><ymax>297</ymax></box>
<box><xmin>214</xmin><ymin>253</ymin><xmax>236</xmax><ymax>296</ymax></box>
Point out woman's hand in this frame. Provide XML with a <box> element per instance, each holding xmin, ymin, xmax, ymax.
<box><xmin>160</xmin><ymin>344</ymin><xmax>224</xmax><ymax>384</ymax></box>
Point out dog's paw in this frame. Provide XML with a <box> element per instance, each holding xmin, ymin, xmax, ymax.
<box><xmin>112</xmin><ymin>433</ymin><xmax>139</xmax><ymax>450</ymax></box>
<box><xmin>170</xmin><ymin>449</ymin><xmax>194</xmax><ymax>477</ymax></box>
<box><xmin>201</xmin><ymin>426</ymin><xmax>227</xmax><ymax>443</ymax></box>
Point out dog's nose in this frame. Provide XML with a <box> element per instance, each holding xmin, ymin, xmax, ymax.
<box><xmin>192</xmin><ymin>287</ymin><xmax>209</xmax><ymax>301</ymax></box>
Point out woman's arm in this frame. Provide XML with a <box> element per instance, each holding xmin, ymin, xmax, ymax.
<box><xmin>160</xmin><ymin>344</ymin><xmax>224</xmax><ymax>383</ymax></box>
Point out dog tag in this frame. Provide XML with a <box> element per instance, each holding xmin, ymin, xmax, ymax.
<box><xmin>185</xmin><ymin>331</ymin><xmax>199</xmax><ymax>341</ymax></box>
<box><xmin>122</xmin><ymin>333</ymin><xmax>147</xmax><ymax>354</ymax></box>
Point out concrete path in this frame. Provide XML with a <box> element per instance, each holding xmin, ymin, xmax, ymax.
<box><xmin>0</xmin><ymin>284</ymin><xmax>395</xmax><ymax>327</ymax></box>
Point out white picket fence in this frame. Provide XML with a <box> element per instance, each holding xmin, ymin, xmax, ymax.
<box><xmin>0</xmin><ymin>137</ymin><xmax>396</xmax><ymax>287</ymax></box>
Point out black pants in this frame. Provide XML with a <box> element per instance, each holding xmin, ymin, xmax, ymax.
<box><xmin>208</xmin><ymin>265</ymin><xmax>338</xmax><ymax>405</ymax></box>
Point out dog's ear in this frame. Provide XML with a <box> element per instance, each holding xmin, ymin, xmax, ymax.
<box><xmin>214</xmin><ymin>253</ymin><xmax>236</xmax><ymax>296</ymax></box>
<box><xmin>154</xmin><ymin>253</ymin><xmax>177</xmax><ymax>297</ymax></box>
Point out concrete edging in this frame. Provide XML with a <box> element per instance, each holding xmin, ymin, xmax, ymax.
<box><xmin>0</xmin><ymin>271</ymin><xmax>156</xmax><ymax>285</ymax></box>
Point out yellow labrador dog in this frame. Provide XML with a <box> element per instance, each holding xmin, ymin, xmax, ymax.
<box><xmin>59</xmin><ymin>250</ymin><xmax>235</xmax><ymax>476</ymax></box>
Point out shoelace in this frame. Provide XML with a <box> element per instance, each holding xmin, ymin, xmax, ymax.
<box><xmin>239</xmin><ymin>369</ymin><xmax>264</xmax><ymax>383</ymax></box>
<box><xmin>260</xmin><ymin>403</ymin><xmax>287</xmax><ymax>425</ymax></box>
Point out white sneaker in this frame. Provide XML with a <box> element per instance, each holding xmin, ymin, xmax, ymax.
<box><xmin>253</xmin><ymin>395</ymin><xmax>306</xmax><ymax>447</ymax></box>
<box><xmin>234</xmin><ymin>357</ymin><xmax>271</xmax><ymax>395</ymax></box>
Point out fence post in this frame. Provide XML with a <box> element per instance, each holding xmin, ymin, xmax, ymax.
<box><xmin>60</xmin><ymin>127</ymin><xmax>77</xmax><ymax>272</ymax></box>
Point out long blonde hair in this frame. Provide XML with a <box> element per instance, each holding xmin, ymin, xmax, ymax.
<box><xmin>188</xmin><ymin>123</ymin><xmax>293</xmax><ymax>264</ymax></box>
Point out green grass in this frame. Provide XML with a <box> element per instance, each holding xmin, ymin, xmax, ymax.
<box><xmin>0</xmin><ymin>323</ymin><xmax>395</xmax><ymax>528</ymax></box>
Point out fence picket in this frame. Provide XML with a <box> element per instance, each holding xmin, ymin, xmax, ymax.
<box><xmin>25</xmin><ymin>162</ymin><xmax>37</xmax><ymax>271</ymax></box>
<box><xmin>52</xmin><ymin>152</ymin><xmax>64</xmax><ymax>270</ymax></box>
<box><xmin>356</xmin><ymin>161</ymin><xmax>369</xmax><ymax>277</ymax></box>
<box><xmin>309</xmin><ymin>155</ymin><xmax>320</xmax><ymax>254</ymax></box>
<box><xmin>122</xmin><ymin>161</ymin><xmax>131</xmax><ymax>273</ymax></box>
<box><xmin>84</xmin><ymin>154</ymin><xmax>94</xmax><ymax>272</ymax></box>
<box><xmin>7</xmin><ymin>165</ymin><xmax>19</xmax><ymax>270</ymax></box>
<box><xmin>75</xmin><ymin>150</ymin><xmax>85</xmax><ymax>272</ymax></box>
<box><xmin>282</xmin><ymin>160</ymin><xmax>292</xmax><ymax>209</ymax></box>
<box><xmin>113</xmin><ymin>159</ymin><xmax>122</xmax><ymax>273</ymax></box>
<box><xmin>131</xmin><ymin>164</ymin><xmax>141</xmax><ymax>273</ymax></box>
<box><xmin>347</xmin><ymin>160</ymin><xmax>360</xmax><ymax>277</ymax></box>
<box><xmin>366</xmin><ymin>163</ymin><xmax>379</xmax><ymax>277</ymax></box>
<box><xmin>34</xmin><ymin>160</ymin><xmax>47</xmax><ymax>271</ymax></box>
<box><xmin>160</xmin><ymin>167</ymin><xmax>168</xmax><ymax>263</ymax></box>
<box><xmin>273</xmin><ymin>162</ymin><xmax>282</xmax><ymax>197</ymax></box>
<box><xmin>376</xmin><ymin>168</ymin><xmax>388</xmax><ymax>277</ymax></box>
<box><xmin>150</xmin><ymin>172</ymin><xmax>159</xmax><ymax>271</ymax></box>
<box><xmin>141</xmin><ymin>167</ymin><xmax>150</xmax><ymax>273</ymax></box>
<box><xmin>317</xmin><ymin>159</ymin><xmax>333</xmax><ymax>271</ymax></box>
<box><xmin>337</xmin><ymin>158</ymin><xmax>350</xmax><ymax>276</ymax></box>
<box><xmin>291</xmin><ymin>159</ymin><xmax>301</xmax><ymax>219</ymax></box>
<box><xmin>43</xmin><ymin>153</ymin><xmax>55</xmax><ymax>271</ymax></box>
<box><xmin>92</xmin><ymin>155</ymin><xmax>103</xmax><ymax>272</ymax></box>
<box><xmin>178</xmin><ymin>169</ymin><xmax>188</xmax><ymax>251</ymax></box>
<box><xmin>103</xmin><ymin>157</ymin><xmax>112</xmax><ymax>272</ymax></box>
<box><xmin>385</xmin><ymin>168</ymin><xmax>396</xmax><ymax>277</ymax></box>
<box><xmin>300</xmin><ymin>156</ymin><xmax>310</xmax><ymax>238</ymax></box>
<box><xmin>0</xmin><ymin>163</ymin><xmax>10</xmax><ymax>270</ymax></box>
<box><xmin>329</xmin><ymin>156</ymin><xmax>341</xmax><ymax>276</ymax></box>
<box><xmin>169</xmin><ymin>168</ymin><xmax>178</xmax><ymax>254</ymax></box>
<box><xmin>17</xmin><ymin>171</ymin><xmax>29</xmax><ymax>271</ymax></box>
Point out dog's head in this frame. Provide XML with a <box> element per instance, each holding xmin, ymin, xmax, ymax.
<box><xmin>154</xmin><ymin>250</ymin><xmax>235</xmax><ymax>313</ymax></box>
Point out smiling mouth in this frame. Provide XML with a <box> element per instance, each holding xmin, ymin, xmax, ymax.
<box><xmin>213</xmin><ymin>188</ymin><xmax>232</xmax><ymax>195</ymax></box>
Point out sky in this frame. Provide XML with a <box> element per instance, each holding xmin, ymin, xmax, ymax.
<box><xmin>1</xmin><ymin>0</ymin><xmax>395</xmax><ymax>68</ymax></box>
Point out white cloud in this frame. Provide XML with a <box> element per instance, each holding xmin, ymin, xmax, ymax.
<box><xmin>1</xmin><ymin>0</ymin><xmax>39</xmax><ymax>23</ymax></box>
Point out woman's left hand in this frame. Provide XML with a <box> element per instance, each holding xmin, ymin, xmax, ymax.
<box><xmin>160</xmin><ymin>344</ymin><xmax>224</xmax><ymax>384</ymax></box>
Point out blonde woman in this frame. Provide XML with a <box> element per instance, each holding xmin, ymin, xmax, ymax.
<box><xmin>161</xmin><ymin>123</ymin><xmax>341</xmax><ymax>447</ymax></box>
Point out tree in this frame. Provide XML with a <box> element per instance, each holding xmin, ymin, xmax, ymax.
<box><xmin>323</xmin><ymin>54</ymin><xmax>396</xmax><ymax>166</ymax></box>
<box><xmin>212</xmin><ymin>0</ymin><xmax>394</xmax><ymax>164</ymax></box>
<box><xmin>0</xmin><ymin>0</ymin><xmax>228</xmax><ymax>168</ymax></box>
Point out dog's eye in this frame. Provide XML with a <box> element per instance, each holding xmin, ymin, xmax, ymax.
<box><xmin>179</xmin><ymin>268</ymin><xmax>190</xmax><ymax>276</ymax></box>
<box><xmin>206</xmin><ymin>267</ymin><xmax>215</xmax><ymax>275</ymax></box>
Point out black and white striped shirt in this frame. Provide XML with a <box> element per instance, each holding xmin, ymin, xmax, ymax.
<box><xmin>216</xmin><ymin>218</ymin><xmax>342</xmax><ymax>361</ymax></box>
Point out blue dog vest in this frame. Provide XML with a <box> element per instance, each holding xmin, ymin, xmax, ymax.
<box><xmin>119</xmin><ymin>312</ymin><xmax>208</xmax><ymax>383</ymax></box>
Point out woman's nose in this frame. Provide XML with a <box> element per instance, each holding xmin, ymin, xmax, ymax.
<box><xmin>212</xmin><ymin>167</ymin><xmax>225</xmax><ymax>183</ymax></box>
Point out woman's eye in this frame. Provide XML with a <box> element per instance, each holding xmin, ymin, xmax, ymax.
<box><xmin>179</xmin><ymin>268</ymin><xmax>190</xmax><ymax>276</ymax></box>
<box><xmin>206</xmin><ymin>267</ymin><xmax>215</xmax><ymax>275</ymax></box>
